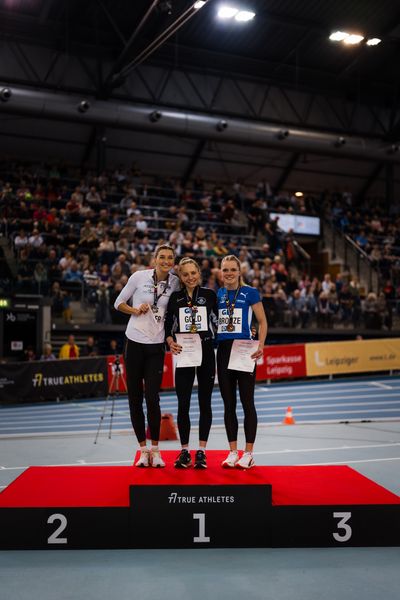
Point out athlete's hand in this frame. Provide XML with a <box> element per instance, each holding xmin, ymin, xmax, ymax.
<box><xmin>138</xmin><ymin>303</ymin><xmax>150</xmax><ymax>313</ymax></box>
<box><xmin>251</xmin><ymin>345</ymin><xmax>264</xmax><ymax>360</ymax></box>
<box><xmin>167</xmin><ymin>338</ymin><xmax>182</xmax><ymax>354</ymax></box>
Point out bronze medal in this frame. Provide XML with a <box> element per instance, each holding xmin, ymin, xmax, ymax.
<box><xmin>226</xmin><ymin>321</ymin><xmax>235</xmax><ymax>332</ymax></box>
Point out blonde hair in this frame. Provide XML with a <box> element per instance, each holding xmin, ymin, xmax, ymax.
<box><xmin>179</xmin><ymin>257</ymin><xmax>201</xmax><ymax>272</ymax></box>
<box><xmin>221</xmin><ymin>255</ymin><xmax>245</xmax><ymax>286</ymax></box>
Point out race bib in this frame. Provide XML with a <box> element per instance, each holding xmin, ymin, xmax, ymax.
<box><xmin>217</xmin><ymin>308</ymin><xmax>243</xmax><ymax>334</ymax></box>
<box><xmin>179</xmin><ymin>306</ymin><xmax>208</xmax><ymax>332</ymax></box>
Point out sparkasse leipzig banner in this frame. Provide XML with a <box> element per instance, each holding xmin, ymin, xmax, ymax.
<box><xmin>0</xmin><ymin>357</ymin><xmax>108</xmax><ymax>403</ymax></box>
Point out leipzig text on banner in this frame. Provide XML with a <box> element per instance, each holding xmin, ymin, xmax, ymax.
<box><xmin>306</xmin><ymin>338</ymin><xmax>400</xmax><ymax>376</ymax></box>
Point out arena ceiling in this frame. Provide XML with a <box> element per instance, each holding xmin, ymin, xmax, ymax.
<box><xmin>1</xmin><ymin>0</ymin><xmax>400</xmax><ymax>196</ymax></box>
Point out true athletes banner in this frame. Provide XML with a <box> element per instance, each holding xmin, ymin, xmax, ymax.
<box><xmin>305</xmin><ymin>338</ymin><xmax>400</xmax><ymax>376</ymax></box>
<box><xmin>0</xmin><ymin>357</ymin><xmax>108</xmax><ymax>403</ymax></box>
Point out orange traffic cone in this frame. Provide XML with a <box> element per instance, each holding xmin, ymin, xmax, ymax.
<box><xmin>147</xmin><ymin>413</ymin><xmax>178</xmax><ymax>440</ymax></box>
<box><xmin>160</xmin><ymin>413</ymin><xmax>178</xmax><ymax>440</ymax></box>
<box><xmin>283</xmin><ymin>406</ymin><xmax>295</xmax><ymax>425</ymax></box>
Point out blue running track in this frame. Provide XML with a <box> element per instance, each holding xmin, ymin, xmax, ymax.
<box><xmin>0</xmin><ymin>375</ymin><xmax>399</xmax><ymax>437</ymax></box>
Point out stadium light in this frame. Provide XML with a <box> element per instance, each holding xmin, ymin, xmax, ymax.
<box><xmin>0</xmin><ymin>87</ymin><xmax>12</xmax><ymax>102</ymax></box>
<box><xmin>343</xmin><ymin>34</ymin><xmax>364</xmax><ymax>45</ymax></box>
<box><xmin>329</xmin><ymin>31</ymin><xmax>349</xmax><ymax>42</ymax></box>
<box><xmin>277</xmin><ymin>129</ymin><xmax>289</xmax><ymax>140</ymax></box>
<box><xmin>217</xmin><ymin>6</ymin><xmax>239</xmax><ymax>19</ymax></box>
<box><xmin>366</xmin><ymin>38</ymin><xmax>381</xmax><ymax>46</ymax></box>
<box><xmin>235</xmin><ymin>10</ymin><xmax>255</xmax><ymax>22</ymax></box>
<box><xmin>193</xmin><ymin>1</ymin><xmax>206</xmax><ymax>9</ymax></box>
<box><xmin>149</xmin><ymin>110</ymin><xmax>162</xmax><ymax>122</ymax></box>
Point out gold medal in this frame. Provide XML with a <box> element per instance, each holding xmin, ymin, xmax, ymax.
<box><xmin>190</xmin><ymin>323</ymin><xmax>198</xmax><ymax>333</ymax></box>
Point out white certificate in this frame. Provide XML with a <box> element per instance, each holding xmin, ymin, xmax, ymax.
<box><xmin>228</xmin><ymin>339</ymin><xmax>259</xmax><ymax>372</ymax></box>
<box><xmin>175</xmin><ymin>333</ymin><xmax>203</xmax><ymax>368</ymax></box>
<box><xmin>134</xmin><ymin>305</ymin><xmax>160</xmax><ymax>339</ymax></box>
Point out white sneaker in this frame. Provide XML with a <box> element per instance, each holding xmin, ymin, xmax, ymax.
<box><xmin>237</xmin><ymin>452</ymin><xmax>255</xmax><ymax>469</ymax></box>
<box><xmin>221</xmin><ymin>451</ymin><xmax>239</xmax><ymax>468</ymax></box>
<box><xmin>150</xmin><ymin>448</ymin><xmax>166</xmax><ymax>468</ymax></box>
<box><xmin>135</xmin><ymin>448</ymin><xmax>150</xmax><ymax>468</ymax></box>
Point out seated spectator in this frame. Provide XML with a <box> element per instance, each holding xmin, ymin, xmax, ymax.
<box><xmin>63</xmin><ymin>260</ymin><xmax>84</xmax><ymax>282</ymax></box>
<box><xmin>59</xmin><ymin>334</ymin><xmax>80</xmax><ymax>359</ymax></box>
<box><xmin>40</xmin><ymin>343</ymin><xmax>56</xmax><ymax>361</ymax></box>
<box><xmin>24</xmin><ymin>346</ymin><xmax>37</xmax><ymax>361</ymax></box>
<box><xmin>289</xmin><ymin>289</ymin><xmax>310</xmax><ymax>328</ymax></box>
<box><xmin>86</xmin><ymin>186</ymin><xmax>102</xmax><ymax>204</ymax></box>
<box><xmin>81</xmin><ymin>335</ymin><xmax>99</xmax><ymax>357</ymax></box>
<box><xmin>317</xmin><ymin>291</ymin><xmax>335</xmax><ymax>328</ymax></box>
<box><xmin>14</xmin><ymin>228</ymin><xmax>29</xmax><ymax>252</ymax></box>
<box><xmin>363</xmin><ymin>292</ymin><xmax>381</xmax><ymax>329</ymax></box>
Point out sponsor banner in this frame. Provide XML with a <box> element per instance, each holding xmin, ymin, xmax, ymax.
<box><xmin>0</xmin><ymin>357</ymin><xmax>108</xmax><ymax>403</ymax></box>
<box><xmin>256</xmin><ymin>344</ymin><xmax>307</xmax><ymax>380</ymax></box>
<box><xmin>306</xmin><ymin>338</ymin><xmax>400</xmax><ymax>376</ymax></box>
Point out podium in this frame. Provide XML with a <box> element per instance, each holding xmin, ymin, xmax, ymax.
<box><xmin>0</xmin><ymin>451</ymin><xmax>399</xmax><ymax>549</ymax></box>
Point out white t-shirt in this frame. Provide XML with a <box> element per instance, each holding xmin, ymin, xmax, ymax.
<box><xmin>114</xmin><ymin>269</ymin><xmax>180</xmax><ymax>344</ymax></box>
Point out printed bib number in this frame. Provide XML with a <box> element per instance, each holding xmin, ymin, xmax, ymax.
<box><xmin>217</xmin><ymin>308</ymin><xmax>243</xmax><ymax>334</ymax></box>
<box><xmin>179</xmin><ymin>306</ymin><xmax>208</xmax><ymax>332</ymax></box>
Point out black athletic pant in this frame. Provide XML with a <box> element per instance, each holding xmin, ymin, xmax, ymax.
<box><xmin>217</xmin><ymin>339</ymin><xmax>257</xmax><ymax>444</ymax></box>
<box><xmin>175</xmin><ymin>339</ymin><xmax>215</xmax><ymax>446</ymax></box>
<box><xmin>125</xmin><ymin>338</ymin><xmax>165</xmax><ymax>443</ymax></box>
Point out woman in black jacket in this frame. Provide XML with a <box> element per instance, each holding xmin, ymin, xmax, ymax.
<box><xmin>165</xmin><ymin>257</ymin><xmax>218</xmax><ymax>469</ymax></box>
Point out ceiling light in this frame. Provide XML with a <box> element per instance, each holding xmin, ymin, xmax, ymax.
<box><xmin>216</xmin><ymin>120</ymin><xmax>228</xmax><ymax>131</ymax></box>
<box><xmin>149</xmin><ymin>110</ymin><xmax>162</xmax><ymax>122</ymax></box>
<box><xmin>294</xmin><ymin>192</ymin><xmax>303</xmax><ymax>197</ymax></box>
<box><xmin>0</xmin><ymin>88</ymin><xmax>12</xmax><ymax>102</ymax></box>
<box><xmin>277</xmin><ymin>130</ymin><xmax>289</xmax><ymax>140</ymax></box>
<box><xmin>334</xmin><ymin>137</ymin><xmax>346</xmax><ymax>147</ymax></box>
<box><xmin>193</xmin><ymin>1</ymin><xmax>206</xmax><ymax>8</ymax></box>
<box><xmin>343</xmin><ymin>34</ymin><xmax>364</xmax><ymax>45</ymax></box>
<box><xmin>78</xmin><ymin>100</ymin><xmax>90</xmax><ymax>113</ymax></box>
<box><xmin>235</xmin><ymin>10</ymin><xmax>255</xmax><ymax>22</ymax></box>
<box><xmin>366</xmin><ymin>38</ymin><xmax>381</xmax><ymax>46</ymax></box>
<box><xmin>218</xmin><ymin>6</ymin><xmax>239</xmax><ymax>19</ymax></box>
<box><xmin>329</xmin><ymin>31</ymin><xmax>349</xmax><ymax>42</ymax></box>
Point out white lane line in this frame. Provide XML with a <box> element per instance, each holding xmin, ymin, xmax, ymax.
<box><xmin>1</xmin><ymin>417</ymin><xmax>400</xmax><ymax>439</ymax></box>
<box><xmin>3</xmin><ymin>397</ymin><xmax>400</xmax><ymax>426</ymax></box>
<box><xmin>253</xmin><ymin>442</ymin><xmax>400</xmax><ymax>455</ymax></box>
<box><xmin>370</xmin><ymin>382</ymin><xmax>393</xmax><ymax>390</ymax></box>
<box><xmin>0</xmin><ymin>459</ymin><xmax>135</xmax><ymax>471</ymax></box>
<box><xmin>301</xmin><ymin>457</ymin><xmax>400</xmax><ymax>466</ymax></box>
<box><xmin>3</xmin><ymin>390</ymin><xmax>400</xmax><ymax>420</ymax></box>
<box><xmin>2</xmin><ymin>407</ymin><xmax>400</xmax><ymax>432</ymax></box>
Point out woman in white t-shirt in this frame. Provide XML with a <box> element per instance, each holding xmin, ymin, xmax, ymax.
<box><xmin>114</xmin><ymin>245</ymin><xmax>180</xmax><ymax>467</ymax></box>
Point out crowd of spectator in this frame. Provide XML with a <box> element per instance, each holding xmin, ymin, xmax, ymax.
<box><xmin>328</xmin><ymin>193</ymin><xmax>400</xmax><ymax>288</ymax></box>
<box><xmin>0</xmin><ymin>160</ymin><xmax>398</xmax><ymax>347</ymax></box>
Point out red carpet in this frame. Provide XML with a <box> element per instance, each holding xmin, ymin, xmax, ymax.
<box><xmin>0</xmin><ymin>451</ymin><xmax>398</xmax><ymax>508</ymax></box>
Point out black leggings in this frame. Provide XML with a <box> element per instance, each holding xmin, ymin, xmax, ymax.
<box><xmin>217</xmin><ymin>339</ymin><xmax>257</xmax><ymax>444</ymax></box>
<box><xmin>175</xmin><ymin>339</ymin><xmax>215</xmax><ymax>446</ymax></box>
<box><xmin>124</xmin><ymin>338</ymin><xmax>165</xmax><ymax>443</ymax></box>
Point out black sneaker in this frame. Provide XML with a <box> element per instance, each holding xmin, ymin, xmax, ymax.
<box><xmin>174</xmin><ymin>449</ymin><xmax>192</xmax><ymax>469</ymax></box>
<box><xmin>194</xmin><ymin>449</ymin><xmax>207</xmax><ymax>469</ymax></box>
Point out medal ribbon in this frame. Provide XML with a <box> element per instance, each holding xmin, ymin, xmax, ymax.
<box><xmin>152</xmin><ymin>271</ymin><xmax>170</xmax><ymax>309</ymax></box>
<box><xmin>186</xmin><ymin>286</ymin><xmax>199</xmax><ymax>332</ymax></box>
<box><xmin>224</xmin><ymin>286</ymin><xmax>241</xmax><ymax>330</ymax></box>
